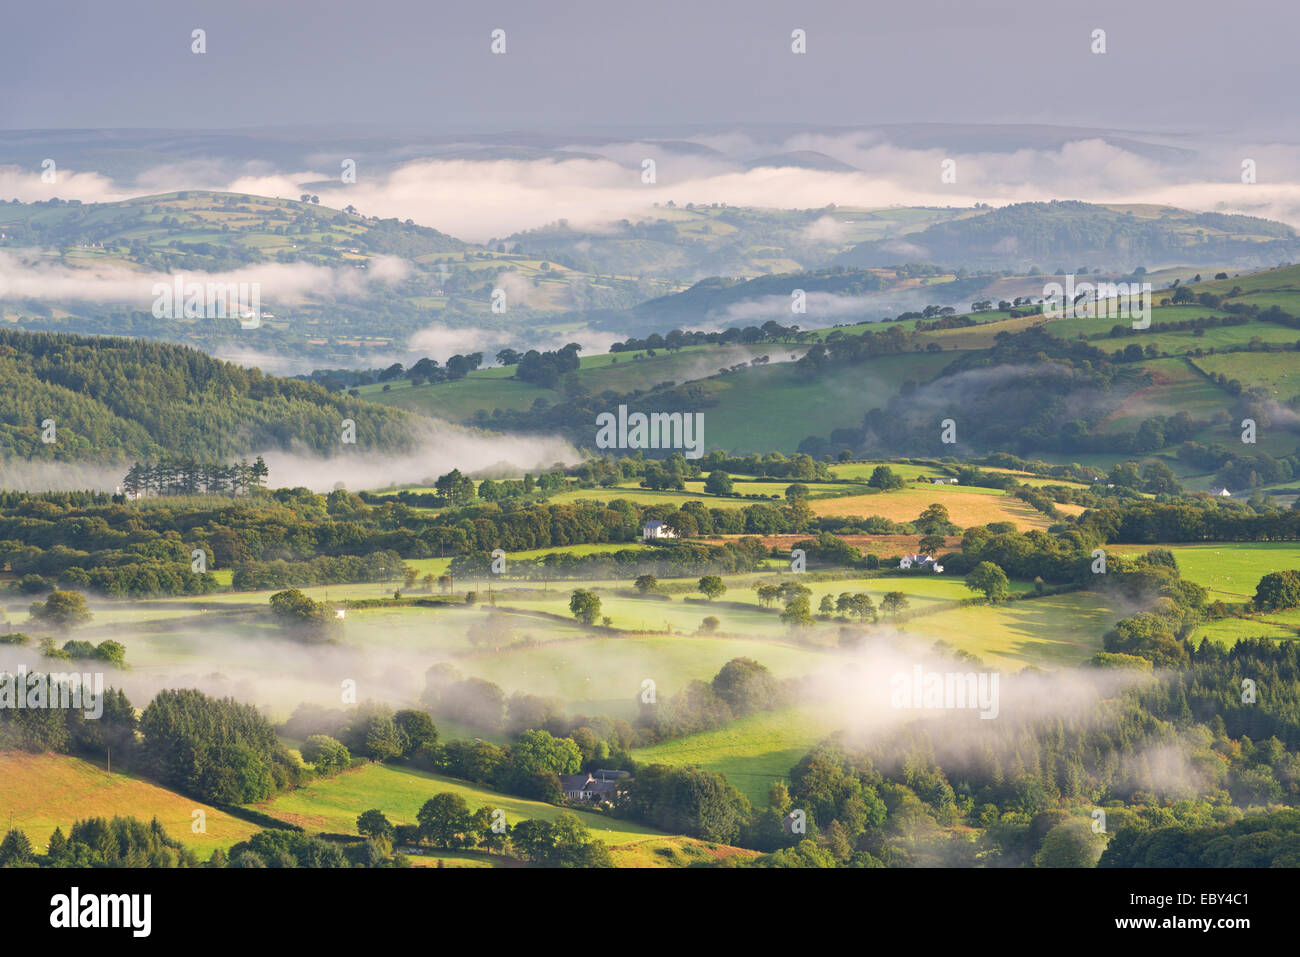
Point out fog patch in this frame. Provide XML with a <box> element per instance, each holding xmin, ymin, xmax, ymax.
<box><xmin>256</xmin><ymin>419</ymin><xmax>579</xmax><ymax>492</ymax></box>
<box><xmin>0</xmin><ymin>250</ymin><xmax>408</xmax><ymax>308</ymax></box>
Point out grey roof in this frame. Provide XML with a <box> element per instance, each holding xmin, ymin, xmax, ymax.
<box><xmin>561</xmin><ymin>771</ymin><xmax>626</xmax><ymax>795</ymax></box>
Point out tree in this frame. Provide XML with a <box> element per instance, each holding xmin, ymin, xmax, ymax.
<box><xmin>785</xmin><ymin>483</ymin><xmax>810</xmax><ymax>502</ymax></box>
<box><xmin>0</xmin><ymin>829</ymin><xmax>34</xmax><ymax>866</ymax></box>
<box><xmin>46</xmin><ymin>827</ymin><xmax>67</xmax><ymax>862</ymax></box>
<box><xmin>84</xmin><ymin>639</ymin><xmax>123</xmax><ymax>668</ymax></box>
<box><xmin>470</xmin><ymin>807</ymin><xmax>510</xmax><ymax>854</ymax></box>
<box><xmin>1108</xmin><ymin>461</ymin><xmax>1142</xmax><ymax>490</ymax></box>
<box><xmin>779</xmin><ymin>581</ymin><xmax>812</xmax><ymax>604</ymax></box>
<box><xmin>394</xmin><ymin>709</ymin><xmax>439</xmax><ymax>757</ymax></box>
<box><xmin>547</xmin><ymin>812</ymin><xmax>611</xmax><ymax>867</ymax></box>
<box><xmin>356</xmin><ymin>809</ymin><xmax>394</xmax><ymax>840</ymax></box>
<box><xmin>698</xmin><ymin>575</ymin><xmax>726</xmax><ymax>600</ymax></box>
<box><xmin>569</xmin><ymin>589</ymin><xmax>601</xmax><ymax>625</ymax></box>
<box><xmin>633</xmin><ymin>574</ymin><xmax>658</xmax><ymax>594</ymax></box>
<box><xmin>267</xmin><ymin>588</ymin><xmax>337</xmax><ymax>641</ymax></box>
<box><xmin>1255</xmin><ymin>571</ymin><xmax>1300</xmax><ymax>611</ymax></box>
<box><xmin>1141</xmin><ymin>460</ymin><xmax>1181</xmax><ymax>495</ymax></box>
<box><xmin>711</xmin><ymin>657</ymin><xmax>780</xmax><ymax>716</ymax></box>
<box><xmin>511</xmin><ymin>818</ymin><xmax>556</xmax><ymax>862</ymax></box>
<box><xmin>847</xmin><ymin>593</ymin><xmax>877</xmax><ymax>622</ymax></box>
<box><xmin>417</xmin><ymin>793</ymin><xmax>472</xmax><ymax>848</ymax></box>
<box><xmin>918</xmin><ymin>533</ymin><xmax>947</xmax><ymax>555</ymax></box>
<box><xmin>1034</xmin><ymin>819</ymin><xmax>1106</xmax><ymax>868</ymax></box>
<box><xmin>881</xmin><ymin>592</ymin><xmax>909</xmax><ymax>619</ymax></box>
<box><xmin>507</xmin><ymin>729</ymin><xmax>582</xmax><ymax>794</ymax></box>
<box><xmin>965</xmin><ymin>561</ymin><xmax>1010</xmax><ymax>603</ymax></box>
<box><xmin>915</xmin><ymin>502</ymin><xmax>952</xmax><ymax>534</ymax></box>
<box><xmin>138</xmin><ymin>688</ymin><xmax>289</xmax><ymax>804</ymax></box>
<box><xmin>704</xmin><ymin>470</ymin><xmax>734</xmax><ymax>495</ymax></box>
<box><xmin>818</xmin><ymin>595</ymin><xmax>835</xmax><ymax>616</ymax></box>
<box><xmin>699</xmin><ymin>616</ymin><xmax>720</xmax><ymax>633</ymax></box>
<box><xmin>301</xmin><ymin>734</ymin><xmax>351</xmax><ymax>773</ymax></box>
<box><xmin>434</xmin><ymin>469</ymin><xmax>476</xmax><ymax>505</ymax></box>
<box><xmin>868</xmin><ymin>466</ymin><xmax>904</xmax><ymax>490</ymax></box>
<box><xmin>622</xmin><ymin>765</ymin><xmax>751</xmax><ymax>844</ymax></box>
<box><xmin>780</xmin><ymin>596</ymin><xmax>814</xmax><ymax>628</ymax></box>
<box><xmin>787</xmin><ymin>497</ymin><xmax>813</xmax><ymax>532</ymax></box>
<box><xmin>345</xmin><ymin>704</ymin><xmax>407</xmax><ymax>762</ymax></box>
<box><xmin>27</xmin><ymin>590</ymin><xmax>92</xmax><ymax>630</ymax></box>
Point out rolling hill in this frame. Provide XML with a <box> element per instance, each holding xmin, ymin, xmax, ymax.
<box><xmin>0</xmin><ymin>328</ymin><xmax>414</xmax><ymax>463</ymax></box>
<box><xmin>834</xmin><ymin>201</ymin><xmax>1300</xmax><ymax>272</ymax></box>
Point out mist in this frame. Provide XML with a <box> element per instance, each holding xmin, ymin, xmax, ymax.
<box><xmin>0</xmin><ymin>419</ymin><xmax>579</xmax><ymax>495</ymax></box>
<box><xmin>256</xmin><ymin>420</ymin><xmax>579</xmax><ymax>493</ymax></box>
<box><xmin>0</xmin><ymin>249</ymin><xmax>409</xmax><ymax>309</ymax></box>
<box><xmin>7</xmin><ymin>130</ymin><xmax>1300</xmax><ymax>245</ymax></box>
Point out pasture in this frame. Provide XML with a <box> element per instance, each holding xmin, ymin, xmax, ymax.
<box><xmin>811</xmin><ymin>483</ymin><xmax>1056</xmax><ymax>530</ymax></box>
<box><xmin>0</xmin><ymin>752</ymin><xmax>261</xmax><ymax>856</ymax></box>
<box><xmin>1111</xmin><ymin>542</ymin><xmax>1300</xmax><ymax>600</ymax></box>
<box><xmin>251</xmin><ymin>761</ymin><xmax>689</xmax><ymax>866</ymax></box>
<box><xmin>907</xmin><ymin>591</ymin><xmax>1122</xmax><ymax>668</ymax></box>
<box><xmin>631</xmin><ymin>705</ymin><xmax>835</xmax><ymax>807</ymax></box>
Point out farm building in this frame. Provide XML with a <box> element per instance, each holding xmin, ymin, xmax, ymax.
<box><xmin>642</xmin><ymin>520</ymin><xmax>677</xmax><ymax>541</ymax></box>
<box><xmin>561</xmin><ymin>769</ymin><xmax>630</xmax><ymax>803</ymax></box>
<box><xmin>899</xmin><ymin>554</ymin><xmax>944</xmax><ymax>573</ymax></box>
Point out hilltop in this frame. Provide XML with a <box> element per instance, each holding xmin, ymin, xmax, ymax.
<box><xmin>834</xmin><ymin>201</ymin><xmax>1300</xmax><ymax>272</ymax></box>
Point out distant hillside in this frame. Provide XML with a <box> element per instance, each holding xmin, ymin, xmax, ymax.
<box><xmin>501</xmin><ymin>205</ymin><xmax>972</xmax><ymax>282</ymax></box>
<box><xmin>0</xmin><ymin>329</ymin><xmax>414</xmax><ymax>463</ymax></box>
<box><xmin>0</xmin><ymin>190</ymin><xmax>670</xmax><ymax>365</ymax></box>
<box><xmin>590</xmin><ymin>265</ymin><xmax>1008</xmax><ymax>334</ymax></box>
<box><xmin>833</xmin><ymin>201</ymin><xmax>1300</xmax><ymax>272</ymax></box>
<box><xmin>0</xmin><ymin>190</ymin><xmax>468</xmax><ymax>270</ymax></box>
<box><xmin>377</xmin><ymin>263</ymin><xmax>1300</xmax><ymax>488</ymax></box>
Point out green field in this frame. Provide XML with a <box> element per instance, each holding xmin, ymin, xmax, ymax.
<box><xmin>1192</xmin><ymin>616</ymin><xmax>1300</xmax><ymax>646</ymax></box>
<box><xmin>632</xmin><ymin>705</ymin><xmax>834</xmax><ymax>806</ymax></box>
<box><xmin>364</xmin><ymin>374</ymin><xmax>544</xmax><ymax>420</ymax></box>
<box><xmin>457</xmin><ymin>632</ymin><xmax>831</xmax><ymax>715</ymax></box>
<box><xmin>828</xmin><ymin>460</ymin><xmax>948</xmax><ymax>481</ymax></box>
<box><xmin>1113</xmin><ymin>542</ymin><xmax>1300</xmax><ymax>600</ymax></box>
<box><xmin>908</xmin><ymin>591</ymin><xmax>1122</xmax><ymax>668</ymax></box>
<box><xmin>1190</xmin><ymin>351</ymin><xmax>1300</xmax><ymax>399</ymax></box>
<box><xmin>362</xmin><ymin>343</ymin><xmax>777</xmax><ymax>422</ymax></box>
<box><xmin>1096</xmin><ymin>358</ymin><xmax>1231</xmax><ymax>434</ymax></box>
<box><xmin>1038</xmin><ymin>304</ymin><xmax>1229</xmax><ymax>343</ymax></box>
<box><xmin>700</xmin><ymin>351</ymin><xmax>956</xmax><ymax>453</ymax></box>
<box><xmin>252</xmin><ymin>761</ymin><xmax>669</xmax><ymax>856</ymax></box>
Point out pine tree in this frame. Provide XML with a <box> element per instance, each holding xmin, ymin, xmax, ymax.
<box><xmin>0</xmin><ymin>828</ymin><xmax>34</xmax><ymax>865</ymax></box>
<box><xmin>47</xmin><ymin>826</ymin><xmax>67</xmax><ymax>860</ymax></box>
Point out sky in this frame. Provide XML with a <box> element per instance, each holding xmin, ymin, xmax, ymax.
<box><xmin>1</xmin><ymin>0</ymin><xmax>1295</xmax><ymax>138</ymax></box>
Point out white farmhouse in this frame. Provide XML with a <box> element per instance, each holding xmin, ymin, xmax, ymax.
<box><xmin>642</xmin><ymin>519</ymin><xmax>678</xmax><ymax>541</ymax></box>
<box><xmin>899</xmin><ymin>553</ymin><xmax>943</xmax><ymax>573</ymax></box>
